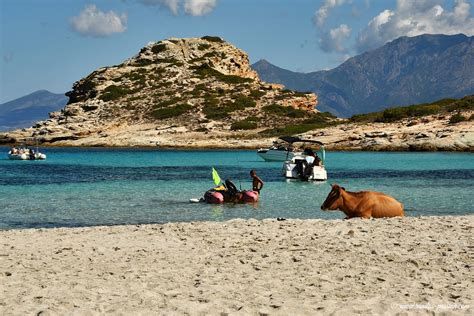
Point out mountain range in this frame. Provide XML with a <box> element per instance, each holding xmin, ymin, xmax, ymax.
<box><xmin>0</xmin><ymin>90</ymin><xmax>67</xmax><ymax>131</ymax></box>
<box><xmin>252</xmin><ymin>34</ymin><xmax>474</xmax><ymax>117</ymax></box>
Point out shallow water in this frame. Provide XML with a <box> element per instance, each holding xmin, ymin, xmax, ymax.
<box><xmin>0</xmin><ymin>147</ymin><xmax>473</xmax><ymax>229</ymax></box>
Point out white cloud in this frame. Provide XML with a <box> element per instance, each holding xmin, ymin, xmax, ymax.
<box><xmin>184</xmin><ymin>0</ymin><xmax>217</xmax><ymax>16</ymax></box>
<box><xmin>314</xmin><ymin>0</ymin><xmax>349</xmax><ymax>27</ymax></box>
<box><xmin>138</xmin><ymin>0</ymin><xmax>216</xmax><ymax>16</ymax></box>
<box><xmin>319</xmin><ymin>24</ymin><xmax>352</xmax><ymax>53</ymax></box>
<box><xmin>356</xmin><ymin>0</ymin><xmax>474</xmax><ymax>52</ymax></box>
<box><xmin>138</xmin><ymin>0</ymin><xmax>180</xmax><ymax>15</ymax></box>
<box><xmin>70</xmin><ymin>5</ymin><xmax>127</xmax><ymax>37</ymax></box>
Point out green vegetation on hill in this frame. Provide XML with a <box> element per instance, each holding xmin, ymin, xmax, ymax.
<box><xmin>263</xmin><ymin>104</ymin><xmax>310</xmax><ymax>118</ymax></box>
<box><xmin>203</xmin><ymin>96</ymin><xmax>255</xmax><ymax>120</ymax></box>
<box><xmin>151</xmin><ymin>43</ymin><xmax>167</xmax><ymax>54</ymax></box>
<box><xmin>99</xmin><ymin>85</ymin><xmax>131</xmax><ymax>102</ymax></box>
<box><xmin>152</xmin><ymin>104</ymin><xmax>192</xmax><ymax>119</ymax></box>
<box><xmin>259</xmin><ymin>112</ymin><xmax>338</xmax><ymax>136</ymax></box>
<box><xmin>192</xmin><ymin>64</ymin><xmax>253</xmax><ymax>84</ymax></box>
<box><xmin>350</xmin><ymin>96</ymin><xmax>474</xmax><ymax>123</ymax></box>
<box><xmin>231</xmin><ymin>117</ymin><xmax>258</xmax><ymax>130</ymax></box>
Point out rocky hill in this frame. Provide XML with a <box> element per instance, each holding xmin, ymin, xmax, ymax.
<box><xmin>0</xmin><ymin>90</ymin><xmax>67</xmax><ymax>131</ymax></box>
<box><xmin>2</xmin><ymin>36</ymin><xmax>325</xmax><ymax>147</ymax></box>
<box><xmin>253</xmin><ymin>34</ymin><xmax>474</xmax><ymax>117</ymax></box>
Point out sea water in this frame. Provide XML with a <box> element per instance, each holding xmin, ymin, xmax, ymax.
<box><xmin>0</xmin><ymin>147</ymin><xmax>473</xmax><ymax>229</ymax></box>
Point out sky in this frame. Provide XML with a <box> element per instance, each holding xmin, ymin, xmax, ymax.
<box><xmin>1</xmin><ymin>0</ymin><xmax>473</xmax><ymax>103</ymax></box>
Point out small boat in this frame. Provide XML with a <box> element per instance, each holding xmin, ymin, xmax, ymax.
<box><xmin>281</xmin><ymin>138</ymin><xmax>327</xmax><ymax>181</ymax></box>
<box><xmin>7</xmin><ymin>139</ymin><xmax>47</xmax><ymax>160</ymax></box>
<box><xmin>257</xmin><ymin>136</ymin><xmax>302</xmax><ymax>161</ymax></box>
<box><xmin>203</xmin><ymin>180</ymin><xmax>259</xmax><ymax>204</ymax></box>
<box><xmin>8</xmin><ymin>148</ymin><xmax>47</xmax><ymax>160</ymax></box>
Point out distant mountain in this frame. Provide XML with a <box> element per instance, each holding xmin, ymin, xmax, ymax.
<box><xmin>252</xmin><ymin>34</ymin><xmax>474</xmax><ymax>117</ymax></box>
<box><xmin>0</xmin><ymin>90</ymin><xmax>68</xmax><ymax>131</ymax></box>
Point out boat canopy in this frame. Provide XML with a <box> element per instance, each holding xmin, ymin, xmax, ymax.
<box><xmin>278</xmin><ymin>136</ymin><xmax>324</xmax><ymax>146</ymax></box>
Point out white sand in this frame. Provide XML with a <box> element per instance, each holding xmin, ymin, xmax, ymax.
<box><xmin>0</xmin><ymin>216</ymin><xmax>472</xmax><ymax>315</ymax></box>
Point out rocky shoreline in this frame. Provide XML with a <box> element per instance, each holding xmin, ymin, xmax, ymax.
<box><xmin>2</xmin><ymin>111</ymin><xmax>472</xmax><ymax>152</ymax></box>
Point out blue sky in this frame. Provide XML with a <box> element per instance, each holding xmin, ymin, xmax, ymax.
<box><xmin>1</xmin><ymin>0</ymin><xmax>473</xmax><ymax>103</ymax></box>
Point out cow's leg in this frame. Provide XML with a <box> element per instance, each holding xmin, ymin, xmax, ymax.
<box><xmin>356</xmin><ymin>205</ymin><xmax>372</xmax><ymax>219</ymax></box>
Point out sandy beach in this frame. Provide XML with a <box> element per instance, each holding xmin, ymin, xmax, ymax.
<box><xmin>1</xmin><ymin>216</ymin><xmax>472</xmax><ymax>315</ymax></box>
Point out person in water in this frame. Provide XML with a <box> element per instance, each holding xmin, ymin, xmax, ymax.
<box><xmin>250</xmin><ymin>169</ymin><xmax>264</xmax><ymax>193</ymax></box>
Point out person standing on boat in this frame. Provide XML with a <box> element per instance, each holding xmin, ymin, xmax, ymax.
<box><xmin>250</xmin><ymin>170</ymin><xmax>264</xmax><ymax>194</ymax></box>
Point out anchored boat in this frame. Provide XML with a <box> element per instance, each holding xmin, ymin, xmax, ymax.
<box><xmin>281</xmin><ymin>137</ymin><xmax>327</xmax><ymax>181</ymax></box>
<box><xmin>7</xmin><ymin>138</ymin><xmax>47</xmax><ymax>160</ymax></box>
<box><xmin>8</xmin><ymin>147</ymin><xmax>47</xmax><ymax>160</ymax></box>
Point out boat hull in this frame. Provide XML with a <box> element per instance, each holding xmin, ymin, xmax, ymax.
<box><xmin>8</xmin><ymin>153</ymin><xmax>47</xmax><ymax>160</ymax></box>
<box><xmin>242</xmin><ymin>191</ymin><xmax>259</xmax><ymax>203</ymax></box>
<box><xmin>282</xmin><ymin>161</ymin><xmax>327</xmax><ymax>181</ymax></box>
<box><xmin>204</xmin><ymin>191</ymin><xmax>224</xmax><ymax>204</ymax></box>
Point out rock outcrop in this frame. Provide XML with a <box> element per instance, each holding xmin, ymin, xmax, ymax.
<box><xmin>301</xmin><ymin>112</ymin><xmax>474</xmax><ymax>152</ymax></box>
<box><xmin>4</xmin><ymin>36</ymin><xmax>319</xmax><ymax>146</ymax></box>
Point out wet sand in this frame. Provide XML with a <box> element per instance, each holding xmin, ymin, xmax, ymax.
<box><xmin>0</xmin><ymin>216</ymin><xmax>472</xmax><ymax>315</ymax></box>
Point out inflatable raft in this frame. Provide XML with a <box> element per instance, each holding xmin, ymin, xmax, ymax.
<box><xmin>203</xmin><ymin>180</ymin><xmax>259</xmax><ymax>204</ymax></box>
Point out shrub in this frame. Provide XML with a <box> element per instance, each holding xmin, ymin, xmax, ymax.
<box><xmin>350</xmin><ymin>112</ymin><xmax>381</xmax><ymax>123</ymax></box>
<box><xmin>152</xmin><ymin>104</ymin><xmax>192</xmax><ymax>119</ymax></box>
<box><xmin>203</xmin><ymin>52</ymin><xmax>219</xmax><ymax>58</ymax></box>
<box><xmin>231</xmin><ymin>120</ymin><xmax>258</xmax><ymax>130</ymax></box>
<box><xmin>303</xmin><ymin>114</ymin><xmax>329</xmax><ymax>124</ymax></box>
<box><xmin>151</xmin><ymin>44</ymin><xmax>167</xmax><ymax>54</ymax></box>
<box><xmin>234</xmin><ymin>95</ymin><xmax>256</xmax><ymax>108</ymax></box>
<box><xmin>407</xmin><ymin>104</ymin><xmax>441</xmax><ymax>117</ymax></box>
<box><xmin>154</xmin><ymin>96</ymin><xmax>183</xmax><ymax>108</ymax></box>
<box><xmin>202</xmin><ymin>99</ymin><xmax>249</xmax><ymax>120</ymax></box>
<box><xmin>449</xmin><ymin>113</ymin><xmax>466</xmax><ymax>124</ymax></box>
<box><xmin>201</xmin><ymin>36</ymin><xmax>224</xmax><ymax>43</ymax></box>
<box><xmin>378</xmin><ymin>107</ymin><xmax>406</xmax><ymax>122</ymax></box>
<box><xmin>349</xmin><ymin>96</ymin><xmax>474</xmax><ymax>123</ymax></box>
<box><xmin>198</xmin><ymin>43</ymin><xmax>211</xmax><ymax>51</ymax></box>
<box><xmin>134</xmin><ymin>58</ymin><xmax>154</xmax><ymax>66</ymax></box>
<box><xmin>99</xmin><ymin>85</ymin><xmax>130</xmax><ymax>101</ymax></box>
<box><xmin>81</xmin><ymin>104</ymin><xmax>99</xmax><ymax>112</ymax></box>
<box><xmin>260</xmin><ymin>123</ymin><xmax>331</xmax><ymax>136</ymax></box>
<box><xmin>203</xmin><ymin>107</ymin><xmax>229</xmax><ymax>119</ymax></box>
<box><xmin>125</xmin><ymin>72</ymin><xmax>146</xmax><ymax>82</ymax></box>
<box><xmin>203</xmin><ymin>95</ymin><xmax>219</xmax><ymax>106</ymax></box>
<box><xmin>249</xmin><ymin>90</ymin><xmax>265</xmax><ymax>98</ymax></box>
<box><xmin>77</xmin><ymin>78</ymin><xmax>96</xmax><ymax>93</ymax></box>
<box><xmin>191</xmin><ymin>64</ymin><xmax>253</xmax><ymax>84</ymax></box>
<box><xmin>446</xmin><ymin>97</ymin><xmax>474</xmax><ymax>112</ymax></box>
<box><xmin>262</xmin><ymin>104</ymin><xmax>309</xmax><ymax>118</ymax></box>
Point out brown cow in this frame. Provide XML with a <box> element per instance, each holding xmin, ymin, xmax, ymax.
<box><xmin>321</xmin><ymin>184</ymin><xmax>404</xmax><ymax>219</ymax></box>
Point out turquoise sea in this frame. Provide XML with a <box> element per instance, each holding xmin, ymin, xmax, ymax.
<box><xmin>0</xmin><ymin>147</ymin><xmax>473</xmax><ymax>229</ymax></box>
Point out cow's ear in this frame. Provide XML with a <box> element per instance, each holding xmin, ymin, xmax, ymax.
<box><xmin>341</xmin><ymin>187</ymin><xmax>346</xmax><ymax>191</ymax></box>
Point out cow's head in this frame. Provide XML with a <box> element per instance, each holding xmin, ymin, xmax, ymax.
<box><xmin>321</xmin><ymin>184</ymin><xmax>345</xmax><ymax>211</ymax></box>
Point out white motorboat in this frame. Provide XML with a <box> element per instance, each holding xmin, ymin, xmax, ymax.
<box><xmin>8</xmin><ymin>145</ymin><xmax>46</xmax><ymax>160</ymax></box>
<box><xmin>257</xmin><ymin>136</ymin><xmax>302</xmax><ymax>161</ymax></box>
<box><xmin>281</xmin><ymin>138</ymin><xmax>327</xmax><ymax>181</ymax></box>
